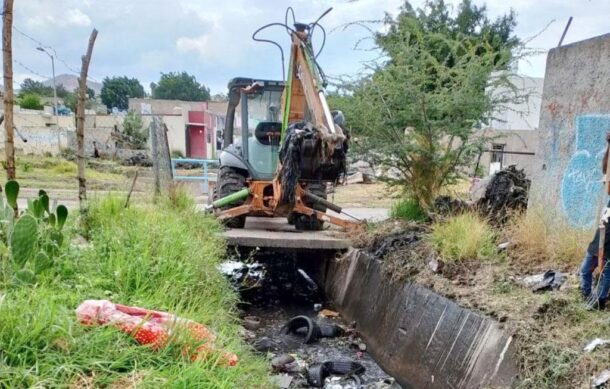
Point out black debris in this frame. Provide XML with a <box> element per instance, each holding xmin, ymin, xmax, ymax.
<box><xmin>369</xmin><ymin>230</ymin><xmax>422</xmax><ymax>259</ymax></box>
<box><xmin>306</xmin><ymin>360</ymin><xmax>366</xmax><ymax>387</ymax></box>
<box><xmin>432</xmin><ymin>195</ymin><xmax>470</xmax><ymax>216</ymax></box>
<box><xmin>280</xmin><ymin>315</ymin><xmax>344</xmax><ymax>344</ymax></box>
<box><xmin>174</xmin><ymin>161</ymin><xmax>203</xmax><ymax>169</ymax></box>
<box><xmin>477</xmin><ymin>165</ymin><xmax>530</xmax><ymax>223</ymax></box>
<box><xmin>122</xmin><ymin>152</ymin><xmax>152</xmax><ymax>167</ymax></box>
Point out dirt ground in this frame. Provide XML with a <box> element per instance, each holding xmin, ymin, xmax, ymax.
<box><xmin>331</xmin><ymin>182</ymin><xmax>395</xmax><ymax>208</ymax></box>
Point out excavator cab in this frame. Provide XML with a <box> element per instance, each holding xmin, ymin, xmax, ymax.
<box><xmin>211</xmin><ymin>7</ymin><xmax>359</xmax><ymax>232</ymax></box>
<box><xmin>220</xmin><ymin>77</ymin><xmax>284</xmax><ymax>181</ymax></box>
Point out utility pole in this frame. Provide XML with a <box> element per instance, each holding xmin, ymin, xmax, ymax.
<box><xmin>76</xmin><ymin>29</ymin><xmax>98</xmax><ymax>213</ymax></box>
<box><xmin>2</xmin><ymin>0</ymin><xmax>15</xmax><ymax>180</ymax></box>
<box><xmin>37</xmin><ymin>47</ymin><xmax>58</xmax><ymax>115</ymax></box>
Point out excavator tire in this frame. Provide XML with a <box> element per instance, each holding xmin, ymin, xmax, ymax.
<box><xmin>215</xmin><ymin>166</ymin><xmax>248</xmax><ymax>229</ymax></box>
<box><xmin>294</xmin><ymin>181</ymin><xmax>327</xmax><ymax>231</ymax></box>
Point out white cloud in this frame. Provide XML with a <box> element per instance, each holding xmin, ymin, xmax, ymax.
<box><xmin>64</xmin><ymin>8</ymin><xmax>92</xmax><ymax>27</ymax></box>
<box><xmin>26</xmin><ymin>7</ymin><xmax>91</xmax><ymax>28</ymax></box>
<box><xmin>176</xmin><ymin>35</ymin><xmax>210</xmax><ymax>56</ymax></box>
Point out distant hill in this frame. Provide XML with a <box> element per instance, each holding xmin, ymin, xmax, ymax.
<box><xmin>43</xmin><ymin>74</ymin><xmax>102</xmax><ymax>96</ymax></box>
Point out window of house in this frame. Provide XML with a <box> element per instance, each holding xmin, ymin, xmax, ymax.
<box><xmin>491</xmin><ymin>143</ymin><xmax>505</xmax><ymax>166</ymax></box>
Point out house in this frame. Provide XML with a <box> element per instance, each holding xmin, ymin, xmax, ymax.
<box><xmin>477</xmin><ymin>75</ymin><xmax>544</xmax><ymax>176</ymax></box>
<box><xmin>128</xmin><ymin>98</ymin><xmax>227</xmax><ymax>159</ymax></box>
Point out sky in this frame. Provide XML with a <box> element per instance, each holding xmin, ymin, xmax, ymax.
<box><xmin>6</xmin><ymin>0</ymin><xmax>610</xmax><ymax>94</ymax></box>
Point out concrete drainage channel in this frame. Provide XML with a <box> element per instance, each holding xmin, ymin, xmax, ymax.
<box><xmin>220</xmin><ymin>246</ymin><xmax>518</xmax><ymax>388</ymax></box>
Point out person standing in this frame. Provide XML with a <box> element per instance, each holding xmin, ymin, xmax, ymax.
<box><xmin>581</xmin><ymin>133</ymin><xmax>610</xmax><ymax>309</ymax></box>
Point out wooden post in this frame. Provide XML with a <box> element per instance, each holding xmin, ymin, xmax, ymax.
<box><xmin>2</xmin><ymin>0</ymin><xmax>15</xmax><ymax>180</ymax></box>
<box><xmin>149</xmin><ymin>117</ymin><xmax>161</xmax><ymax>195</ymax></box>
<box><xmin>76</xmin><ymin>29</ymin><xmax>98</xmax><ymax>212</ymax></box>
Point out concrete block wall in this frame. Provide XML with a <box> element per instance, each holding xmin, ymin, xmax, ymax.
<box><xmin>0</xmin><ymin>112</ymin><xmax>73</xmax><ymax>155</ymax></box>
<box><xmin>529</xmin><ymin>33</ymin><xmax>610</xmax><ymax>229</ymax></box>
<box><xmin>0</xmin><ymin>111</ymin><xmax>123</xmax><ymax>156</ymax></box>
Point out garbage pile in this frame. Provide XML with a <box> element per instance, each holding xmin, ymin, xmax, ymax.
<box><xmin>476</xmin><ymin>165</ymin><xmax>530</xmax><ymax>223</ymax></box>
<box><xmin>174</xmin><ymin>160</ymin><xmax>203</xmax><ymax>169</ymax></box>
<box><xmin>368</xmin><ymin>229</ymin><xmax>424</xmax><ymax>260</ymax></box>
<box><xmin>246</xmin><ymin>310</ymin><xmax>399</xmax><ymax>388</ymax></box>
<box><xmin>122</xmin><ymin>152</ymin><xmax>152</xmax><ymax>167</ymax></box>
<box><xmin>218</xmin><ymin>252</ymin><xmax>323</xmax><ymax>306</ymax></box>
<box><xmin>219</xmin><ymin>250</ymin><xmax>399</xmax><ymax>388</ymax></box>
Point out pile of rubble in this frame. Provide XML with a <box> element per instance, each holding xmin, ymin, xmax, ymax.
<box><xmin>345</xmin><ymin>160</ymin><xmax>401</xmax><ymax>184</ymax></box>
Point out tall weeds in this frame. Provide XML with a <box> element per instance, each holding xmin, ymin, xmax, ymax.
<box><xmin>430</xmin><ymin>212</ymin><xmax>496</xmax><ymax>261</ymax></box>
<box><xmin>0</xmin><ymin>196</ymin><xmax>269</xmax><ymax>387</ymax></box>
<box><xmin>505</xmin><ymin>209</ymin><xmax>590</xmax><ymax>267</ymax></box>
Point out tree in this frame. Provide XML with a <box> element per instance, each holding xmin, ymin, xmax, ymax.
<box><xmin>19</xmin><ymin>78</ymin><xmax>53</xmax><ymax>97</ymax></box>
<box><xmin>331</xmin><ymin>0</ymin><xmax>523</xmax><ymax>208</ymax></box>
<box><xmin>122</xmin><ymin>110</ymin><xmax>148</xmax><ymax>149</ymax></box>
<box><xmin>151</xmin><ymin>72</ymin><xmax>210</xmax><ymax>101</ymax></box>
<box><xmin>55</xmin><ymin>85</ymin><xmax>70</xmax><ymax>99</ymax></box>
<box><xmin>211</xmin><ymin>92</ymin><xmax>228</xmax><ymax>102</ymax></box>
<box><xmin>19</xmin><ymin>94</ymin><xmax>43</xmax><ymax>110</ymax></box>
<box><xmin>64</xmin><ymin>90</ymin><xmax>93</xmax><ymax>112</ymax></box>
<box><xmin>100</xmin><ymin>76</ymin><xmax>145</xmax><ymax>111</ymax></box>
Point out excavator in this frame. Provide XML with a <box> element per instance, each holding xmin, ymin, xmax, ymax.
<box><xmin>208</xmin><ymin>7</ymin><xmax>360</xmax><ymax>231</ymax></box>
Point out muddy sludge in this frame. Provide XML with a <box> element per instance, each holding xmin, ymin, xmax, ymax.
<box><xmin>220</xmin><ymin>248</ymin><xmax>400</xmax><ymax>389</ymax></box>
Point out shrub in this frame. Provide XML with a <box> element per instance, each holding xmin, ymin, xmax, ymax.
<box><xmin>20</xmin><ymin>160</ymin><xmax>33</xmax><ymax>173</ymax></box>
<box><xmin>390</xmin><ymin>198</ymin><xmax>427</xmax><ymax>221</ymax></box>
<box><xmin>430</xmin><ymin>212</ymin><xmax>495</xmax><ymax>261</ymax></box>
<box><xmin>52</xmin><ymin>160</ymin><xmax>77</xmax><ymax>175</ymax></box>
<box><xmin>19</xmin><ymin>93</ymin><xmax>43</xmax><ymax>110</ymax></box>
<box><xmin>171</xmin><ymin>149</ymin><xmax>185</xmax><ymax>158</ymax></box>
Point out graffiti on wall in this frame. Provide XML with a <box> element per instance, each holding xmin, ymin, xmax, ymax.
<box><xmin>561</xmin><ymin>115</ymin><xmax>610</xmax><ymax>228</ymax></box>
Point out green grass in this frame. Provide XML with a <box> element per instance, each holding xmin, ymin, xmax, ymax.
<box><xmin>12</xmin><ymin>156</ymin><xmax>137</xmax><ymax>191</ymax></box>
<box><xmin>390</xmin><ymin>197</ymin><xmax>427</xmax><ymax>221</ymax></box>
<box><xmin>0</xmin><ymin>196</ymin><xmax>270</xmax><ymax>388</ymax></box>
<box><xmin>430</xmin><ymin>212</ymin><xmax>495</xmax><ymax>261</ymax></box>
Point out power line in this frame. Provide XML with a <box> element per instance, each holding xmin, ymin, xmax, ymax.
<box><xmin>14</xmin><ymin>58</ymin><xmax>50</xmax><ymax>80</ymax></box>
<box><xmin>12</xmin><ymin>24</ymin><xmax>101</xmax><ymax>83</ymax></box>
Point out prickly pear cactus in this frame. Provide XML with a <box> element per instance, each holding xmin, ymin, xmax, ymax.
<box><xmin>1</xmin><ymin>182</ymin><xmax>70</xmax><ymax>280</ymax></box>
<box><xmin>10</xmin><ymin>214</ymin><xmax>38</xmax><ymax>267</ymax></box>
<box><xmin>34</xmin><ymin>251</ymin><xmax>52</xmax><ymax>274</ymax></box>
<box><xmin>15</xmin><ymin>268</ymin><xmax>35</xmax><ymax>284</ymax></box>
<box><xmin>5</xmin><ymin>180</ymin><xmax>19</xmax><ymax>211</ymax></box>
<box><xmin>56</xmin><ymin>205</ymin><xmax>68</xmax><ymax>230</ymax></box>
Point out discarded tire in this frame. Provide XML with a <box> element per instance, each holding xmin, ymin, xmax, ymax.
<box><xmin>280</xmin><ymin>315</ymin><xmax>321</xmax><ymax>344</ymax></box>
<box><xmin>306</xmin><ymin>361</ymin><xmax>366</xmax><ymax>387</ymax></box>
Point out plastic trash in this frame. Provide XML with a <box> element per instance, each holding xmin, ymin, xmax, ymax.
<box><xmin>75</xmin><ymin>299</ymin><xmax>238</xmax><ymax>366</ymax></box>
<box><xmin>584</xmin><ymin>338</ymin><xmax>610</xmax><ymax>353</ymax></box>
